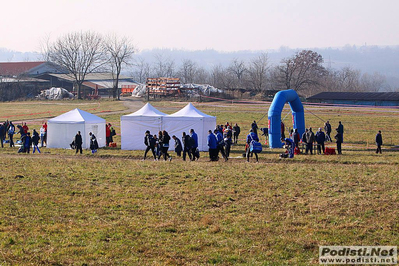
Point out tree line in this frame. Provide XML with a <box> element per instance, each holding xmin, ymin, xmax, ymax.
<box><xmin>41</xmin><ymin>31</ymin><xmax>391</xmax><ymax>100</ymax></box>
<box><xmin>131</xmin><ymin>50</ymin><xmax>390</xmax><ymax>98</ymax></box>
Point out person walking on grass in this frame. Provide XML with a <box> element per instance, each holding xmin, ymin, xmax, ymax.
<box><xmin>334</xmin><ymin>129</ymin><xmax>343</xmax><ymax>155</ymax></box>
<box><xmin>315</xmin><ymin>128</ymin><xmax>325</xmax><ymax>155</ymax></box>
<box><xmin>0</xmin><ymin>123</ymin><xmax>5</xmax><ymax>148</ymax></box>
<box><xmin>292</xmin><ymin>128</ymin><xmax>300</xmax><ymax>149</ymax></box>
<box><xmin>106</xmin><ymin>123</ymin><xmax>111</xmax><ymax>147</ymax></box>
<box><xmin>8</xmin><ymin>121</ymin><xmax>15</xmax><ymax>147</ymax></box>
<box><xmin>40</xmin><ymin>125</ymin><xmax>46</xmax><ymax>147</ymax></box>
<box><xmin>207</xmin><ymin>130</ymin><xmax>218</xmax><ymax>161</ymax></box>
<box><xmin>42</xmin><ymin>122</ymin><xmax>47</xmax><ymax>146</ymax></box>
<box><xmin>172</xmin><ymin>135</ymin><xmax>182</xmax><ymax>157</ymax></box>
<box><xmin>189</xmin><ymin>129</ymin><xmax>200</xmax><ymax>160</ymax></box>
<box><xmin>233</xmin><ymin>123</ymin><xmax>240</xmax><ymax>144</ymax></box>
<box><xmin>89</xmin><ymin>132</ymin><xmax>98</xmax><ymax>154</ymax></box>
<box><xmin>246</xmin><ymin>129</ymin><xmax>259</xmax><ymax>162</ymax></box>
<box><xmin>224</xmin><ymin>128</ymin><xmax>232</xmax><ymax>158</ymax></box>
<box><xmin>143</xmin><ymin>130</ymin><xmax>157</xmax><ymax>160</ymax></box>
<box><xmin>337</xmin><ymin>121</ymin><xmax>344</xmax><ymax>142</ymax></box>
<box><xmin>182</xmin><ymin>132</ymin><xmax>192</xmax><ymax>161</ymax></box>
<box><xmin>74</xmin><ymin>131</ymin><xmax>83</xmax><ymax>154</ymax></box>
<box><xmin>158</xmin><ymin>130</ymin><xmax>172</xmax><ymax>161</ymax></box>
<box><xmin>23</xmin><ymin>132</ymin><xmax>32</xmax><ymax>153</ymax></box>
<box><xmin>306</xmin><ymin>127</ymin><xmax>315</xmax><ymax>155</ymax></box>
<box><xmin>375</xmin><ymin>130</ymin><xmax>383</xmax><ymax>154</ymax></box>
<box><xmin>32</xmin><ymin>129</ymin><xmax>41</xmax><ymax>154</ymax></box>
<box><xmin>324</xmin><ymin>121</ymin><xmax>332</xmax><ymax>142</ymax></box>
<box><xmin>214</xmin><ymin>129</ymin><xmax>228</xmax><ymax>161</ymax></box>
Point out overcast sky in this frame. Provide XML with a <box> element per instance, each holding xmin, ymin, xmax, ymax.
<box><xmin>1</xmin><ymin>0</ymin><xmax>398</xmax><ymax>53</ymax></box>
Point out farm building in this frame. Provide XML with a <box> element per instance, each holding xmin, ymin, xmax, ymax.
<box><xmin>307</xmin><ymin>92</ymin><xmax>399</xmax><ymax>106</ymax></box>
<box><xmin>0</xmin><ymin>61</ymin><xmax>67</xmax><ymax>77</ymax></box>
<box><xmin>36</xmin><ymin>73</ymin><xmax>139</xmax><ymax>98</ymax></box>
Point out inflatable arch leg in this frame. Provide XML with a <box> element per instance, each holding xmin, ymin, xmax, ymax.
<box><xmin>268</xmin><ymin>89</ymin><xmax>305</xmax><ymax>148</ymax></box>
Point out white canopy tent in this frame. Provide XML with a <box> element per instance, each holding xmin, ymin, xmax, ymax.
<box><xmin>47</xmin><ymin>108</ymin><xmax>106</xmax><ymax>149</ymax></box>
<box><xmin>163</xmin><ymin>103</ymin><xmax>216</xmax><ymax>151</ymax></box>
<box><xmin>121</xmin><ymin>103</ymin><xmax>166</xmax><ymax>150</ymax></box>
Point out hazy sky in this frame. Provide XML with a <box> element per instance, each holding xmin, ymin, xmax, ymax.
<box><xmin>1</xmin><ymin>0</ymin><xmax>398</xmax><ymax>53</ymax></box>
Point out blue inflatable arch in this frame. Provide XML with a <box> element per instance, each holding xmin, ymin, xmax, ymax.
<box><xmin>268</xmin><ymin>89</ymin><xmax>305</xmax><ymax>148</ymax></box>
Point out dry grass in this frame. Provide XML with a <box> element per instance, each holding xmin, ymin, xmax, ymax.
<box><xmin>0</xmin><ymin>99</ymin><xmax>398</xmax><ymax>265</ymax></box>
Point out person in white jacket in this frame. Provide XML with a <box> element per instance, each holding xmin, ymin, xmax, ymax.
<box><xmin>40</xmin><ymin>126</ymin><xmax>46</xmax><ymax>147</ymax></box>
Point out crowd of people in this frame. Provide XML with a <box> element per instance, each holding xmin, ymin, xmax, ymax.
<box><xmin>0</xmin><ymin>118</ymin><xmax>385</xmax><ymax>159</ymax></box>
<box><xmin>0</xmin><ymin>120</ymin><xmax>47</xmax><ymax>153</ymax></box>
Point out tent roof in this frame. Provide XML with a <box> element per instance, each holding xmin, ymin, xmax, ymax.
<box><xmin>169</xmin><ymin>103</ymin><xmax>215</xmax><ymax>118</ymax></box>
<box><xmin>123</xmin><ymin>103</ymin><xmax>167</xmax><ymax>117</ymax></box>
<box><xmin>48</xmin><ymin>108</ymin><xmax>106</xmax><ymax>123</ymax></box>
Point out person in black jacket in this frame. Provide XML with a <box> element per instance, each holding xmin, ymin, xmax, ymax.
<box><xmin>172</xmin><ymin>135</ymin><xmax>182</xmax><ymax>157</ymax></box>
<box><xmin>292</xmin><ymin>128</ymin><xmax>300</xmax><ymax>149</ymax></box>
<box><xmin>315</xmin><ymin>128</ymin><xmax>325</xmax><ymax>155</ymax></box>
<box><xmin>158</xmin><ymin>130</ymin><xmax>172</xmax><ymax>161</ymax></box>
<box><xmin>143</xmin><ymin>130</ymin><xmax>156</xmax><ymax>160</ymax></box>
<box><xmin>32</xmin><ymin>129</ymin><xmax>41</xmax><ymax>154</ymax></box>
<box><xmin>74</xmin><ymin>131</ymin><xmax>83</xmax><ymax>154</ymax></box>
<box><xmin>375</xmin><ymin>130</ymin><xmax>383</xmax><ymax>154</ymax></box>
<box><xmin>334</xmin><ymin>129</ymin><xmax>343</xmax><ymax>155</ymax></box>
<box><xmin>233</xmin><ymin>123</ymin><xmax>241</xmax><ymax>144</ymax></box>
<box><xmin>0</xmin><ymin>123</ymin><xmax>4</xmax><ymax>148</ymax></box>
<box><xmin>182</xmin><ymin>132</ymin><xmax>192</xmax><ymax>161</ymax></box>
<box><xmin>89</xmin><ymin>132</ymin><xmax>98</xmax><ymax>154</ymax></box>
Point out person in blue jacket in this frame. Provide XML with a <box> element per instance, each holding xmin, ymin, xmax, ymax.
<box><xmin>24</xmin><ymin>132</ymin><xmax>32</xmax><ymax>153</ymax></box>
<box><xmin>283</xmin><ymin>137</ymin><xmax>295</xmax><ymax>158</ymax></box>
<box><xmin>207</xmin><ymin>130</ymin><xmax>218</xmax><ymax>161</ymax></box>
<box><xmin>214</xmin><ymin>129</ymin><xmax>228</xmax><ymax>161</ymax></box>
<box><xmin>189</xmin><ymin>129</ymin><xmax>199</xmax><ymax>160</ymax></box>
<box><xmin>246</xmin><ymin>129</ymin><xmax>259</xmax><ymax>162</ymax></box>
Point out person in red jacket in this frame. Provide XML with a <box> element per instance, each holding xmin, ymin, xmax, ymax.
<box><xmin>22</xmin><ymin>123</ymin><xmax>29</xmax><ymax>134</ymax></box>
<box><xmin>42</xmin><ymin>122</ymin><xmax>48</xmax><ymax>146</ymax></box>
<box><xmin>105</xmin><ymin>124</ymin><xmax>111</xmax><ymax>146</ymax></box>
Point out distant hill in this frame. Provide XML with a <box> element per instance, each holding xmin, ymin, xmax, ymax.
<box><xmin>2</xmin><ymin>45</ymin><xmax>399</xmax><ymax>87</ymax></box>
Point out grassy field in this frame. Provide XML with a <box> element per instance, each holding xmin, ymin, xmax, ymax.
<box><xmin>0</xmin><ymin>99</ymin><xmax>398</xmax><ymax>265</ymax></box>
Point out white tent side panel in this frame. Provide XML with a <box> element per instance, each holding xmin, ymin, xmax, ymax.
<box><xmin>47</xmin><ymin>122</ymin><xmax>84</xmax><ymax>149</ymax></box>
<box><xmin>85</xmin><ymin>122</ymin><xmax>106</xmax><ymax>149</ymax></box>
<box><xmin>121</xmin><ymin>116</ymin><xmax>163</xmax><ymax>150</ymax></box>
<box><xmin>47</xmin><ymin>122</ymin><xmax>106</xmax><ymax>149</ymax></box>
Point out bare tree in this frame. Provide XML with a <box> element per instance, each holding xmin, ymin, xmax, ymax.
<box><xmin>46</xmin><ymin>31</ymin><xmax>106</xmax><ymax>99</ymax></box>
<box><xmin>360</xmin><ymin>72</ymin><xmax>387</xmax><ymax>92</ymax></box>
<box><xmin>178</xmin><ymin>59</ymin><xmax>198</xmax><ymax>84</ymax></box>
<box><xmin>194</xmin><ymin>66</ymin><xmax>210</xmax><ymax>84</ymax></box>
<box><xmin>131</xmin><ymin>57</ymin><xmax>152</xmax><ymax>83</ymax></box>
<box><xmin>227</xmin><ymin>58</ymin><xmax>247</xmax><ymax>88</ymax></box>
<box><xmin>153</xmin><ymin>53</ymin><xmax>175</xmax><ymax>77</ymax></box>
<box><xmin>104</xmin><ymin>34</ymin><xmax>136</xmax><ymax>99</ymax></box>
<box><xmin>247</xmin><ymin>53</ymin><xmax>269</xmax><ymax>92</ymax></box>
<box><xmin>336</xmin><ymin>67</ymin><xmax>361</xmax><ymax>92</ymax></box>
<box><xmin>279</xmin><ymin>50</ymin><xmax>326</xmax><ymax>93</ymax></box>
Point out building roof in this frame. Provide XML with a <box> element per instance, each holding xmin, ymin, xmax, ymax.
<box><xmin>307</xmin><ymin>92</ymin><xmax>399</xmax><ymax>101</ymax></box>
<box><xmin>48</xmin><ymin>108</ymin><xmax>105</xmax><ymax>124</ymax></box>
<box><xmin>0</xmin><ymin>61</ymin><xmax>46</xmax><ymax>76</ymax></box>
<box><xmin>44</xmin><ymin>73</ymin><xmax>134</xmax><ymax>81</ymax></box>
<box><xmin>0</xmin><ymin>77</ymin><xmax>49</xmax><ymax>83</ymax></box>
